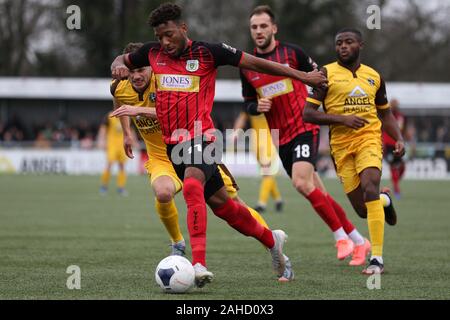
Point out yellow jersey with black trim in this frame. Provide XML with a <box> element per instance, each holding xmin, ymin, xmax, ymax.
<box><xmin>106</xmin><ymin>116</ymin><xmax>123</xmax><ymax>148</ymax></box>
<box><xmin>306</xmin><ymin>62</ymin><xmax>389</xmax><ymax>147</ymax></box>
<box><xmin>111</xmin><ymin>75</ymin><xmax>167</xmax><ymax>160</ymax></box>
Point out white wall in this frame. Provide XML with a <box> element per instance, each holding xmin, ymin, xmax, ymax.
<box><xmin>1</xmin><ymin>77</ymin><xmax>450</xmax><ymax>108</ymax></box>
<box><xmin>0</xmin><ymin>149</ymin><xmax>448</xmax><ymax>179</ymax></box>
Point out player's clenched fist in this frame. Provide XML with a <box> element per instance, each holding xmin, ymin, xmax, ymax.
<box><xmin>304</xmin><ymin>69</ymin><xmax>328</xmax><ymax>88</ymax></box>
<box><xmin>123</xmin><ymin>135</ymin><xmax>134</xmax><ymax>159</ymax></box>
<box><xmin>112</xmin><ymin>65</ymin><xmax>130</xmax><ymax>80</ymax></box>
<box><xmin>394</xmin><ymin>140</ymin><xmax>405</xmax><ymax>158</ymax></box>
<box><xmin>257</xmin><ymin>98</ymin><xmax>272</xmax><ymax>113</ymax></box>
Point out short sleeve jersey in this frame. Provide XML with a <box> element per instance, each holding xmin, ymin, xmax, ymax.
<box><xmin>111</xmin><ymin>76</ymin><xmax>167</xmax><ymax>160</ymax></box>
<box><xmin>126</xmin><ymin>40</ymin><xmax>243</xmax><ymax>144</ymax></box>
<box><xmin>306</xmin><ymin>62</ymin><xmax>389</xmax><ymax>147</ymax></box>
<box><xmin>240</xmin><ymin>41</ymin><xmax>319</xmax><ymax>146</ymax></box>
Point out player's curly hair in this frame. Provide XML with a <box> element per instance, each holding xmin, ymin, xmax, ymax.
<box><xmin>148</xmin><ymin>3</ymin><xmax>183</xmax><ymax>27</ymax></box>
<box><xmin>123</xmin><ymin>42</ymin><xmax>143</xmax><ymax>54</ymax></box>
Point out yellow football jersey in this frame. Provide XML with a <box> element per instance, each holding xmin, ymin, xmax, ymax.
<box><xmin>307</xmin><ymin>62</ymin><xmax>389</xmax><ymax>147</ymax></box>
<box><xmin>111</xmin><ymin>75</ymin><xmax>167</xmax><ymax>160</ymax></box>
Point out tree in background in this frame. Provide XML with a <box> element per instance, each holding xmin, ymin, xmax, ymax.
<box><xmin>0</xmin><ymin>0</ymin><xmax>59</xmax><ymax>76</ymax></box>
<box><xmin>364</xmin><ymin>0</ymin><xmax>450</xmax><ymax>82</ymax></box>
<box><xmin>1</xmin><ymin>0</ymin><xmax>449</xmax><ymax>81</ymax></box>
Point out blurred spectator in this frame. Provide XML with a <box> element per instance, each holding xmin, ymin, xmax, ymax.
<box><xmin>33</xmin><ymin>131</ymin><xmax>52</xmax><ymax>149</ymax></box>
<box><xmin>1</xmin><ymin>114</ymin><xmax>26</xmax><ymax>146</ymax></box>
<box><xmin>80</xmin><ymin>131</ymin><xmax>95</xmax><ymax>149</ymax></box>
<box><xmin>0</xmin><ymin>113</ymin><xmax>449</xmax><ymax>150</ymax></box>
<box><xmin>68</xmin><ymin>128</ymin><xmax>81</xmax><ymax>149</ymax></box>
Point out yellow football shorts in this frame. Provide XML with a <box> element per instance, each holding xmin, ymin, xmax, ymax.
<box><xmin>145</xmin><ymin>155</ymin><xmax>239</xmax><ymax>198</ymax></box>
<box><xmin>218</xmin><ymin>164</ymin><xmax>239</xmax><ymax>199</ymax></box>
<box><xmin>145</xmin><ymin>156</ymin><xmax>183</xmax><ymax>194</ymax></box>
<box><xmin>331</xmin><ymin>138</ymin><xmax>383</xmax><ymax>194</ymax></box>
<box><xmin>107</xmin><ymin>145</ymin><xmax>127</xmax><ymax>163</ymax></box>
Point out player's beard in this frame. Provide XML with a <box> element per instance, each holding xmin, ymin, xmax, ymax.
<box><xmin>256</xmin><ymin>35</ymin><xmax>273</xmax><ymax>51</ymax></box>
<box><xmin>340</xmin><ymin>48</ymin><xmax>360</xmax><ymax>66</ymax></box>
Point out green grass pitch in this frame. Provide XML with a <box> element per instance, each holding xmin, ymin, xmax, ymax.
<box><xmin>1</xmin><ymin>174</ymin><xmax>449</xmax><ymax>300</ymax></box>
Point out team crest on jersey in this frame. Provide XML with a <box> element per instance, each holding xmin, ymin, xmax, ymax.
<box><xmin>186</xmin><ymin>60</ymin><xmax>199</xmax><ymax>72</ymax></box>
<box><xmin>149</xmin><ymin>93</ymin><xmax>156</xmax><ymax>102</ymax></box>
<box><xmin>349</xmin><ymin>86</ymin><xmax>367</xmax><ymax>97</ymax></box>
<box><xmin>368</xmin><ymin>78</ymin><xmax>375</xmax><ymax>86</ymax></box>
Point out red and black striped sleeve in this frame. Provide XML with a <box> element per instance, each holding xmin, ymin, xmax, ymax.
<box><xmin>125</xmin><ymin>42</ymin><xmax>159</xmax><ymax>69</ymax></box>
<box><xmin>239</xmin><ymin>70</ymin><xmax>257</xmax><ymax>102</ymax></box>
<box><xmin>287</xmin><ymin>43</ymin><xmax>318</xmax><ymax>72</ymax></box>
<box><xmin>203</xmin><ymin>42</ymin><xmax>243</xmax><ymax>68</ymax></box>
<box><xmin>239</xmin><ymin>69</ymin><xmax>259</xmax><ymax>115</ymax></box>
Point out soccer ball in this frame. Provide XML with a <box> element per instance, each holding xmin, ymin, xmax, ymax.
<box><xmin>155</xmin><ymin>256</ymin><xmax>195</xmax><ymax>293</ymax></box>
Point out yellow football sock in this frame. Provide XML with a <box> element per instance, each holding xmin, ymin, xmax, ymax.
<box><xmin>117</xmin><ymin>170</ymin><xmax>127</xmax><ymax>189</ymax></box>
<box><xmin>269</xmin><ymin>177</ymin><xmax>282</xmax><ymax>201</ymax></box>
<box><xmin>258</xmin><ymin>176</ymin><xmax>273</xmax><ymax>206</ymax></box>
<box><xmin>366</xmin><ymin>199</ymin><xmax>385</xmax><ymax>256</ymax></box>
<box><xmin>156</xmin><ymin>199</ymin><xmax>184</xmax><ymax>243</ymax></box>
<box><xmin>248</xmin><ymin>206</ymin><xmax>269</xmax><ymax>228</ymax></box>
<box><xmin>100</xmin><ymin>170</ymin><xmax>110</xmax><ymax>186</ymax></box>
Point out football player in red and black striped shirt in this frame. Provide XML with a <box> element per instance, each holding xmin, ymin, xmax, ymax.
<box><xmin>382</xmin><ymin>98</ymin><xmax>406</xmax><ymax>198</ymax></box>
<box><xmin>111</xmin><ymin>3</ymin><xmax>327</xmax><ymax>287</ymax></box>
<box><xmin>240</xmin><ymin>5</ymin><xmax>368</xmax><ymax>264</ymax></box>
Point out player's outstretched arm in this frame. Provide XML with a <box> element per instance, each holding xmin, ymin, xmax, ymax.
<box><xmin>111</xmin><ymin>105</ymin><xmax>157</xmax><ymax>119</ymax></box>
<box><xmin>303</xmin><ymin>103</ymin><xmax>347</xmax><ymax>125</ymax></box>
<box><xmin>112</xmin><ymin>98</ymin><xmax>135</xmax><ymax>159</ymax></box>
<box><xmin>303</xmin><ymin>102</ymin><xmax>369</xmax><ymax>129</ymax></box>
<box><xmin>239</xmin><ymin>52</ymin><xmax>327</xmax><ymax>88</ymax></box>
<box><xmin>111</xmin><ymin>54</ymin><xmax>130</xmax><ymax>79</ymax></box>
<box><xmin>111</xmin><ymin>43</ymin><xmax>153</xmax><ymax>79</ymax></box>
<box><xmin>378</xmin><ymin>108</ymin><xmax>405</xmax><ymax>157</ymax></box>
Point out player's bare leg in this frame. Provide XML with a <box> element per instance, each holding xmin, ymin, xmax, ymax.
<box><xmin>207</xmin><ymin>187</ymin><xmax>291</xmax><ymax>281</ymax></box>
<box><xmin>313</xmin><ymin>172</ymin><xmax>367</xmax><ymax>265</ymax></box>
<box><xmin>292</xmin><ymin>162</ymin><xmax>354</xmax><ymax>259</ymax></box>
<box><xmin>347</xmin><ymin>181</ymin><xmax>397</xmax><ymax>226</ymax></box>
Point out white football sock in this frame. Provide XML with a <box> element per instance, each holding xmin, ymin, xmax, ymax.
<box><xmin>380</xmin><ymin>193</ymin><xmax>391</xmax><ymax>207</ymax></box>
<box><xmin>348</xmin><ymin>229</ymin><xmax>365</xmax><ymax>246</ymax></box>
<box><xmin>333</xmin><ymin>227</ymin><xmax>348</xmax><ymax>241</ymax></box>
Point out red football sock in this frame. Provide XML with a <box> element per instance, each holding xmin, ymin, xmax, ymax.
<box><xmin>325</xmin><ymin>194</ymin><xmax>355</xmax><ymax>234</ymax></box>
<box><xmin>391</xmin><ymin>166</ymin><xmax>400</xmax><ymax>194</ymax></box>
<box><xmin>212</xmin><ymin>198</ymin><xmax>274</xmax><ymax>248</ymax></box>
<box><xmin>306</xmin><ymin>188</ymin><xmax>342</xmax><ymax>232</ymax></box>
<box><xmin>399</xmin><ymin>162</ymin><xmax>406</xmax><ymax>179</ymax></box>
<box><xmin>183</xmin><ymin>178</ymin><xmax>207</xmax><ymax>266</ymax></box>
